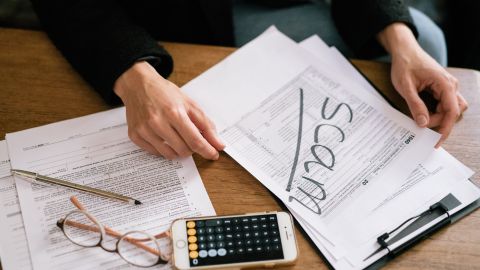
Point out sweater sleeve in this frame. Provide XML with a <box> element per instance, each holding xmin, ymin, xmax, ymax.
<box><xmin>31</xmin><ymin>0</ymin><xmax>173</xmax><ymax>105</ymax></box>
<box><xmin>331</xmin><ymin>0</ymin><xmax>418</xmax><ymax>58</ymax></box>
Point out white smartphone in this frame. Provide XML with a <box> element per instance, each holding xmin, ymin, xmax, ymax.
<box><xmin>171</xmin><ymin>211</ymin><xmax>298</xmax><ymax>269</ymax></box>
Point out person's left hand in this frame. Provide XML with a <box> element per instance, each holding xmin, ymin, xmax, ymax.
<box><xmin>378</xmin><ymin>23</ymin><xmax>468</xmax><ymax>147</ymax></box>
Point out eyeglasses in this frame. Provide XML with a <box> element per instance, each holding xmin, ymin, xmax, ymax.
<box><xmin>57</xmin><ymin>196</ymin><xmax>171</xmax><ymax>268</ymax></box>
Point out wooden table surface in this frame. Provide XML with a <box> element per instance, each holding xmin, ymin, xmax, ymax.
<box><xmin>1</xmin><ymin>28</ymin><xmax>479</xmax><ymax>270</ymax></box>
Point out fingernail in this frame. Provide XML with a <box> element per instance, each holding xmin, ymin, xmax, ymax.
<box><xmin>416</xmin><ymin>115</ymin><xmax>428</xmax><ymax>127</ymax></box>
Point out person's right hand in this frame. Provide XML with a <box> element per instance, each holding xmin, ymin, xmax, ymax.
<box><xmin>114</xmin><ymin>61</ymin><xmax>225</xmax><ymax>160</ymax></box>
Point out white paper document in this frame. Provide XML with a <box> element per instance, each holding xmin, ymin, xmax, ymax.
<box><xmin>181</xmin><ymin>28</ymin><xmax>479</xmax><ymax>269</ymax></box>
<box><xmin>0</xmin><ymin>140</ymin><xmax>33</xmax><ymax>270</ymax></box>
<box><xmin>6</xmin><ymin>108</ymin><xmax>216</xmax><ymax>270</ymax></box>
<box><xmin>184</xmin><ymin>28</ymin><xmax>439</xmax><ymax>243</ymax></box>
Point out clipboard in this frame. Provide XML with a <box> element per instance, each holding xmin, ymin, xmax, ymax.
<box><xmin>269</xmin><ymin>184</ymin><xmax>480</xmax><ymax>270</ymax></box>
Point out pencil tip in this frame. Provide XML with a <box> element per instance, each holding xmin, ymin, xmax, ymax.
<box><xmin>134</xmin><ymin>200</ymin><xmax>142</xmax><ymax>205</ymax></box>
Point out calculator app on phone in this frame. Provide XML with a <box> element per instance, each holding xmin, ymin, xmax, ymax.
<box><xmin>185</xmin><ymin>214</ymin><xmax>284</xmax><ymax>267</ymax></box>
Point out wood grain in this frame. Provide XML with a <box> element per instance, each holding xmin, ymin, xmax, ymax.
<box><xmin>0</xmin><ymin>28</ymin><xmax>479</xmax><ymax>270</ymax></box>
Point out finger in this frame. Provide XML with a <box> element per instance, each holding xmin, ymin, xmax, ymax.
<box><xmin>148</xmin><ymin>117</ymin><xmax>193</xmax><ymax>157</ymax></box>
<box><xmin>137</xmin><ymin>125</ymin><xmax>178</xmax><ymax>160</ymax></box>
<box><xmin>128</xmin><ymin>130</ymin><xmax>161</xmax><ymax>156</ymax></box>
<box><xmin>457</xmin><ymin>93</ymin><xmax>468</xmax><ymax>113</ymax></box>
<box><xmin>427</xmin><ymin>113</ymin><xmax>443</xmax><ymax>128</ymax></box>
<box><xmin>435</xmin><ymin>85</ymin><xmax>461</xmax><ymax>148</ymax></box>
<box><xmin>399</xmin><ymin>82</ymin><xmax>430</xmax><ymax>127</ymax></box>
<box><xmin>171</xmin><ymin>111</ymin><xmax>219</xmax><ymax>160</ymax></box>
<box><xmin>189</xmin><ymin>108</ymin><xmax>225</xmax><ymax>151</ymax></box>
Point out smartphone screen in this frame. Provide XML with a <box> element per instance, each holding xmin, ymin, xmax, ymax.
<box><xmin>184</xmin><ymin>214</ymin><xmax>284</xmax><ymax>267</ymax></box>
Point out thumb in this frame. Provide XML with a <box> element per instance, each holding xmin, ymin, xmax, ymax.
<box><xmin>401</xmin><ymin>86</ymin><xmax>430</xmax><ymax>127</ymax></box>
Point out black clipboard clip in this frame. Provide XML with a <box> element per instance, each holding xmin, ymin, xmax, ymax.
<box><xmin>363</xmin><ymin>201</ymin><xmax>451</xmax><ymax>262</ymax></box>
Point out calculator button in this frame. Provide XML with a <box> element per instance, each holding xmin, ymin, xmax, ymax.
<box><xmin>215</xmin><ymin>226</ymin><xmax>223</xmax><ymax>233</ymax></box>
<box><xmin>217</xmin><ymin>241</ymin><xmax>226</xmax><ymax>248</ymax></box>
<box><xmin>196</xmin><ymin>221</ymin><xmax>205</xmax><ymax>227</ymax></box>
<box><xmin>243</xmin><ymin>225</ymin><xmax>250</xmax><ymax>230</ymax></box>
<box><xmin>235</xmin><ymin>240</ymin><xmax>243</xmax><ymax>246</ymax></box>
<box><xmin>198</xmin><ymin>235</ymin><xmax>206</xmax><ymax>242</ymax></box>
<box><xmin>262</xmin><ymin>231</ymin><xmax>269</xmax><ymax>237</ymax></box>
<box><xmin>253</xmin><ymin>231</ymin><xmax>260</xmax><ymax>237</ymax></box>
<box><xmin>216</xmin><ymin>234</ymin><xmax>225</xmax><ymax>241</ymax></box>
<box><xmin>260</xmin><ymin>223</ymin><xmax>268</xmax><ymax>229</ymax></box>
<box><xmin>218</xmin><ymin>248</ymin><xmax>227</xmax><ymax>256</ymax></box>
<box><xmin>208</xmin><ymin>242</ymin><xmax>216</xmax><ymax>249</ymax></box>
<box><xmin>223</xmin><ymin>219</ymin><xmax>232</xmax><ymax>225</ymax></box>
<box><xmin>270</xmin><ymin>223</ymin><xmax>277</xmax><ymax>228</ymax></box>
<box><xmin>246</xmin><ymin>247</ymin><xmax>254</xmax><ymax>253</ymax></box>
<box><xmin>207</xmin><ymin>235</ymin><xmax>215</xmax><ymax>241</ymax></box>
<box><xmin>226</xmin><ymin>241</ymin><xmax>234</xmax><ymax>247</ymax></box>
<box><xmin>250</xmin><ymin>217</ymin><xmax>258</xmax><ymax>222</ymax></box>
<box><xmin>199</xmin><ymin>250</ymin><xmax>208</xmax><ymax>258</ymax></box>
<box><xmin>271</xmin><ymin>230</ymin><xmax>278</xmax><ymax>236</ymax></box>
<box><xmin>254</xmin><ymin>239</ymin><xmax>261</xmax><ymax>245</ymax></box>
<box><xmin>189</xmin><ymin>243</ymin><xmax>198</xmax><ymax>251</ymax></box>
<box><xmin>244</xmin><ymin>232</ymin><xmax>251</xmax><ymax>238</ymax></box>
<box><xmin>252</xmin><ymin>224</ymin><xmax>259</xmax><ymax>230</ymax></box>
<box><xmin>273</xmin><ymin>244</ymin><xmax>281</xmax><ymax>250</ymax></box>
<box><xmin>228</xmin><ymin>249</ymin><xmax>235</xmax><ymax>255</ymax></box>
<box><xmin>187</xmin><ymin>221</ymin><xmax>196</xmax><ymax>229</ymax></box>
<box><xmin>233</xmin><ymin>218</ymin><xmax>240</xmax><ymax>224</ymax></box>
<box><xmin>192</xmin><ymin>259</ymin><xmax>198</xmax><ymax>265</ymax></box>
<box><xmin>225</xmin><ymin>233</ymin><xmax>233</xmax><ymax>239</ymax></box>
<box><xmin>245</xmin><ymin>239</ymin><xmax>253</xmax><ymax>246</ymax></box>
<box><xmin>208</xmin><ymin>249</ymin><xmax>217</xmax><ymax>257</ymax></box>
<box><xmin>255</xmin><ymin>246</ymin><xmax>263</xmax><ymax>252</ymax></box>
<box><xmin>234</xmin><ymin>225</ymin><xmax>242</xmax><ymax>231</ymax></box>
<box><xmin>234</xmin><ymin>233</ymin><xmax>242</xmax><ymax>239</ymax></box>
<box><xmin>187</xmin><ymin>229</ymin><xmax>196</xmax><ymax>236</ymax></box>
<box><xmin>188</xmin><ymin>236</ymin><xmax>197</xmax><ymax>243</ymax></box>
<box><xmin>272</xmin><ymin>237</ymin><xmax>280</xmax><ymax>243</ymax></box>
<box><xmin>237</xmin><ymin>247</ymin><xmax>245</xmax><ymax>254</ymax></box>
<box><xmin>264</xmin><ymin>238</ymin><xmax>270</xmax><ymax>244</ymax></box>
<box><xmin>197</xmin><ymin>228</ymin><xmax>206</xmax><ymax>235</ymax></box>
<box><xmin>206</xmin><ymin>227</ymin><xmax>214</xmax><ymax>234</ymax></box>
<box><xmin>260</xmin><ymin>217</ymin><xmax>267</xmax><ymax>222</ymax></box>
<box><xmin>225</xmin><ymin>226</ymin><xmax>232</xmax><ymax>232</ymax></box>
<box><xmin>241</xmin><ymin>218</ymin><xmax>249</xmax><ymax>223</ymax></box>
<box><xmin>199</xmin><ymin>243</ymin><xmax>207</xmax><ymax>249</ymax></box>
<box><xmin>189</xmin><ymin>251</ymin><xmax>198</xmax><ymax>259</ymax></box>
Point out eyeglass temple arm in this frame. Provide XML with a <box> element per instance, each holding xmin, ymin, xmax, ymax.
<box><xmin>70</xmin><ymin>196</ymin><xmax>170</xmax><ymax>239</ymax></box>
<box><xmin>68</xmin><ymin>196</ymin><xmax>165</xmax><ymax>257</ymax></box>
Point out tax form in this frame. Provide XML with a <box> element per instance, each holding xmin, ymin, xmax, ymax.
<box><xmin>183</xmin><ymin>29</ymin><xmax>440</xmax><ymax>246</ymax></box>
<box><xmin>6</xmin><ymin>108</ymin><xmax>216</xmax><ymax>270</ymax></box>
<box><xmin>0</xmin><ymin>141</ymin><xmax>32</xmax><ymax>270</ymax></box>
<box><xmin>289</xmin><ymin>33</ymin><xmax>480</xmax><ymax>269</ymax></box>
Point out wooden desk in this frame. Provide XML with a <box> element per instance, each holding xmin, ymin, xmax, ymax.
<box><xmin>1</xmin><ymin>28</ymin><xmax>479</xmax><ymax>269</ymax></box>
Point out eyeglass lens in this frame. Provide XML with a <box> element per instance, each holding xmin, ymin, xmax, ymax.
<box><xmin>63</xmin><ymin>211</ymin><xmax>102</xmax><ymax>247</ymax></box>
<box><xmin>118</xmin><ymin>231</ymin><xmax>160</xmax><ymax>267</ymax></box>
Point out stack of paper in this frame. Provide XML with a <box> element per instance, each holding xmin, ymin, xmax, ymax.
<box><xmin>1</xmin><ymin>108</ymin><xmax>216</xmax><ymax>270</ymax></box>
<box><xmin>182</xmin><ymin>27</ymin><xmax>480</xmax><ymax>269</ymax></box>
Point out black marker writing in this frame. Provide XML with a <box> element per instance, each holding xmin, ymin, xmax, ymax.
<box><xmin>286</xmin><ymin>88</ymin><xmax>354</xmax><ymax>215</ymax></box>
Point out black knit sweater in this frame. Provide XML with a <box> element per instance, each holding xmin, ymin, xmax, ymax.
<box><xmin>31</xmin><ymin>0</ymin><xmax>417</xmax><ymax>105</ymax></box>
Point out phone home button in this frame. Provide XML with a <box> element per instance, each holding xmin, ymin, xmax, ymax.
<box><xmin>176</xmin><ymin>240</ymin><xmax>187</xmax><ymax>249</ymax></box>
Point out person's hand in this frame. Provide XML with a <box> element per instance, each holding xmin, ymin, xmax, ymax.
<box><xmin>114</xmin><ymin>61</ymin><xmax>225</xmax><ymax>160</ymax></box>
<box><xmin>378</xmin><ymin>23</ymin><xmax>468</xmax><ymax>147</ymax></box>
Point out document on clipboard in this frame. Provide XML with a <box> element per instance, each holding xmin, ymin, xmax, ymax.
<box><xmin>181</xmin><ymin>27</ymin><xmax>480</xmax><ymax>269</ymax></box>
